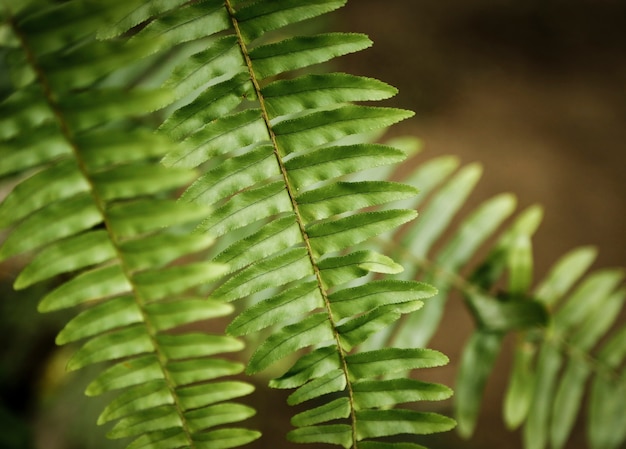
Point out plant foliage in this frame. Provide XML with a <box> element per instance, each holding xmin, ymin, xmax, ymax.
<box><xmin>365</xmin><ymin>146</ymin><xmax>626</xmax><ymax>449</ymax></box>
<box><xmin>0</xmin><ymin>1</ymin><xmax>455</xmax><ymax>448</ymax></box>
<box><xmin>1</xmin><ymin>2</ymin><xmax>624</xmax><ymax>449</ymax></box>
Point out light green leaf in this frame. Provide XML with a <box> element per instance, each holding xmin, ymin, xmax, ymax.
<box><xmin>185</xmin><ymin>403</ymin><xmax>256</xmax><ymax>433</ymax></box>
<box><xmin>0</xmin><ymin>159</ymin><xmax>88</xmax><ymax>228</ymax></box>
<box><xmin>503</xmin><ymin>343</ymin><xmax>536</xmax><ymax>430</ymax></box>
<box><xmin>160</xmin><ymin>73</ymin><xmax>252</xmax><ymax>141</ymax></box>
<box><xmin>308</xmin><ymin>210</ymin><xmax>417</xmax><ymax>258</ymax></box>
<box><xmin>270</xmin><ymin>346</ymin><xmax>341</xmax><ymax>390</ymax></box>
<box><xmin>134</xmin><ymin>261</ymin><xmax>229</xmax><ymax>303</ymax></box>
<box><xmin>292</xmin><ymin>397</ymin><xmax>350</xmax><ymax>427</ymax></box>
<box><xmin>193</xmin><ymin>428</ymin><xmax>262</xmax><ymax>449</ymax></box>
<box><xmin>263</xmin><ymin>72</ymin><xmax>396</xmax><ymax>117</ymax></box>
<box><xmin>56</xmin><ymin>295</ymin><xmax>141</xmax><ymax>344</ymax></box>
<box><xmin>0</xmin><ymin>88</ymin><xmax>51</xmax><ymax>141</ymax></box>
<box><xmin>67</xmin><ymin>325</ymin><xmax>153</xmax><ymax>371</ymax></box>
<box><xmin>107</xmin><ymin>200</ymin><xmax>209</xmax><ymax>237</ymax></box>
<box><xmin>588</xmin><ymin>373</ymin><xmax>626</xmax><ymax>449</ymax></box>
<box><xmin>391</xmin><ymin>155</ymin><xmax>460</xmax><ymax>211</ymax></box>
<box><xmin>38</xmin><ymin>264</ymin><xmax>131</xmax><ymax>312</ymax></box>
<box><xmin>62</xmin><ymin>89</ymin><xmax>173</xmax><ymax>131</ymax></box>
<box><xmin>126</xmin><ymin>428</ymin><xmax>187</xmax><ymax>449</ymax></box>
<box><xmin>393</xmin><ymin>192</ymin><xmax>516</xmax><ymax>348</ymax></box>
<box><xmin>337</xmin><ymin>306</ymin><xmax>406</xmax><ymax>351</ymax></box>
<box><xmin>0</xmin><ymin>193</ymin><xmax>101</xmax><ymax>261</ymax></box>
<box><xmin>355</xmin><ymin>409</ymin><xmax>456</xmax><ymax>439</ymax></box>
<box><xmin>250</xmin><ymin>33</ymin><xmax>371</xmax><ymax>79</ymax></box>
<box><xmin>212</xmin><ymin>247</ymin><xmax>313</xmax><ymax>303</ymax></box>
<box><xmin>589</xmin><ymin>327</ymin><xmax>626</xmax><ymax>449</ymax></box>
<box><xmin>297</xmin><ymin>181</ymin><xmax>417</xmax><ymax>221</ymax></box>
<box><xmin>182</xmin><ymin>144</ymin><xmax>276</xmax><ymax>207</ymax></box>
<box><xmin>247</xmin><ymin>313</ymin><xmax>334</xmax><ymax>374</ymax></box>
<box><xmin>507</xmin><ymin>233</ymin><xmax>534</xmax><ymax>295</ymax></box>
<box><xmin>227</xmin><ymin>281</ymin><xmax>323</xmax><ymax>336</ymax></box>
<box><xmin>214</xmin><ymin>216</ymin><xmax>301</xmax><ymax>274</ymax></box>
<box><xmin>318</xmin><ymin>250</ymin><xmax>403</xmax><ymax>288</ymax></box>
<box><xmin>455</xmin><ymin>331</ymin><xmax>503</xmax><ymax>438</ymax></box>
<box><xmin>15</xmin><ymin>230</ymin><xmax>116</xmax><ymax>289</ymax></box>
<box><xmin>196</xmin><ymin>181</ymin><xmax>293</xmax><ymax>237</ymax></box>
<box><xmin>549</xmin><ymin>361</ymin><xmax>590</xmax><ymax>449</ymax></box>
<box><xmin>136</xmin><ymin>1</ymin><xmax>229</xmax><ymax>50</ymax></box>
<box><xmin>147</xmin><ymin>299</ymin><xmax>234</xmax><ymax>332</ymax></box>
<box><xmin>163</xmin><ymin>35</ymin><xmax>243</xmax><ymax>100</ymax></box>
<box><xmin>77</xmin><ymin>129</ymin><xmax>174</xmax><ymax>171</ymax></box>
<box><xmin>274</xmin><ymin>105</ymin><xmax>413</xmax><ymax>155</ymax></box>
<box><xmin>120</xmin><ymin>232</ymin><xmax>215</xmax><ymax>272</ymax></box>
<box><xmin>16</xmin><ymin>1</ymin><xmax>125</xmax><ymax>56</ymax></box>
<box><xmin>43</xmin><ymin>38</ymin><xmax>160</xmax><ymax>92</ymax></box>
<box><xmin>157</xmin><ymin>333</ymin><xmax>244</xmax><ymax>360</ymax></box>
<box><xmin>236</xmin><ymin>0</ymin><xmax>346</xmax><ymax>43</ymax></box>
<box><xmin>553</xmin><ymin>269</ymin><xmax>623</xmax><ymax>331</ymax></box>
<box><xmin>353</xmin><ymin>378</ymin><xmax>452</xmax><ymax>409</ymax></box>
<box><xmin>108</xmin><ymin>405</ymin><xmax>180</xmax><ymax>439</ymax></box>
<box><xmin>0</xmin><ymin>125</ymin><xmax>70</xmax><ymax>177</ymax></box>
<box><xmin>287</xmin><ymin>424</ymin><xmax>352</xmax><ymax>448</ymax></box>
<box><xmin>534</xmin><ymin>246</ymin><xmax>597</xmax><ymax>306</ymax></box>
<box><xmin>358</xmin><ymin>442</ymin><xmax>428</xmax><ymax>449</ymax></box>
<box><xmin>163</xmin><ymin>109</ymin><xmax>268</xmax><ymax>168</ymax></box>
<box><xmin>96</xmin><ymin>0</ymin><xmax>189</xmax><ymax>39</ymax></box>
<box><xmin>169</xmin><ymin>358</ymin><xmax>244</xmax><ymax>387</ymax></box>
<box><xmin>86</xmin><ymin>355</ymin><xmax>163</xmax><ymax>396</ymax></box>
<box><xmin>550</xmin><ymin>289</ymin><xmax>625</xmax><ymax>449</ymax></box>
<box><xmin>523</xmin><ymin>345</ymin><xmax>563</xmax><ymax>449</ymax></box>
<box><xmin>400</xmin><ymin>163</ymin><xmax>483</xmax><ymax>258</ymax></box>
<box><xmin>329</xmin><ymin>280</ymin><xmax>435</xmax><ymax>320</ymax></box>
<box><xmin>287</xmin><ymin>369</ymin><xmax>346</xmax><ymax>405</ymax></box>
<box><xmin>177</xmin><ymin>381</ymin><xmax>255</xmax><ymax>411</ymax></box>
<box><xmin>347</xmin><ymin>348</ymin><xmax>449</xmax><ymax>380</ymax></box>
<box><xmin>92</xmin><ymin>164</ymin><xmax>195</xmax><ymax>200</ymax></box>
<box><xmin>98</xmin><ymin>380</ymin><xmax>172</xmax><ymax>424</ymax></box>
<box><xmin>285</xmin><ymin>143</ymin><xmax>406</xmax><ymax>190</ymax></box>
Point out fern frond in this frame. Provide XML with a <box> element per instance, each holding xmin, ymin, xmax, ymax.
<box><xmin>147</xmin><ymin>0</ymin><xmax>455</xmax><ymax>447</ymax></box>
<box><xmin>367</xmin><ymin>147</ymin><xmax>625</xmax><ymax>449</ymax></box>
<box><xmin>0</xmin><ymin>2</ymin><xmax>259</xmax><ymax>448</ymax></box>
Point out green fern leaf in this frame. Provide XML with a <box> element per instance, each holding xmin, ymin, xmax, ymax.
<box><xmin>235</xmin><ymin>0</ymin><xmax>346</xmax><ymax>43</ymax></box>
<box><xmin>249</xmin><ymin>33</ymin><xmax>371</xmax><ymax>78</ymax></box>
<box><xmin>146</xmin><ymin>1</ymin><xmax>455</xmax><ymax>447</ymax></box>
<box><xmin>263</xmin><ymin>73</ymin><xmax>397</xmax><ymax>116</ymax></box>
<box><xmin>355</xmin><ymin>409</ymin><xmax>456</xmax><ymax>439</ymax></box>
<box><xmin>284</xmin><ymin>143</ymin><xmax>407</xmax><ymax>190</ymax></box>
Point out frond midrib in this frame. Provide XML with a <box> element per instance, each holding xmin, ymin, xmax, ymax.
<box><xmin>225</xmin><ymin>1</ymin><xmax>359</xmax><ymax>446</ymax></box>
<box><xmin>8</xmin><ymin>12</ymin><xmax>197</xmax><ymax>448</ymax></box>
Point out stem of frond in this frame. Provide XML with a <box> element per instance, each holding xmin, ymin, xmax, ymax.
<box><xmin>224</xmin><ymin>2</ymin><xmax>359</xmax><ymax>447</ymax></box>
<box><xmin>7</xmin><ymin>11</ymin><xmax>197</xmax><ymax>448</ymax></box>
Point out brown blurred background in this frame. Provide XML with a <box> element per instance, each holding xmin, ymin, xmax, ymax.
<box><xmin>1</xmin><ymin>2</ymin><xmax>624</xmax><ymax>449</ymax></box>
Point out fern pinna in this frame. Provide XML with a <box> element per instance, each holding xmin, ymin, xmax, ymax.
<box><xmin>1</xmin><ymin>1</ymin><xmax>455</xmax><ymax>449</ymax></box>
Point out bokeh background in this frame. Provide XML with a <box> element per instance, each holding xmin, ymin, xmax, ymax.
<box><xmin>1</xmin><ymin>1</ymin><xmax>624</xmax><ymax>448</ymax></box>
